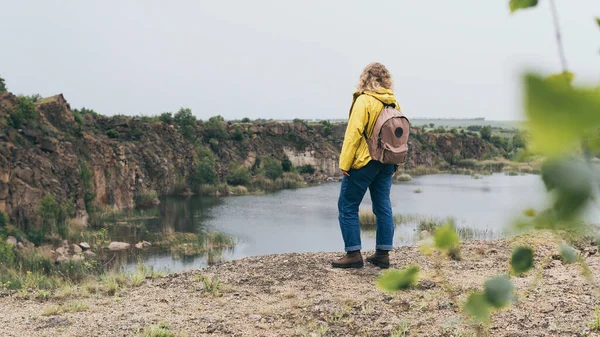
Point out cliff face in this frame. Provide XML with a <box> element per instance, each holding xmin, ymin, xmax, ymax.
<box><xmin>0</xmin><ymin>92</ymin><xmax>503</xmax><ymax>229</ymax></box>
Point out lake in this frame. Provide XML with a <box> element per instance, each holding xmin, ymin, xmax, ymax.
<box><xmin>108</xmin><ymin>173</ymin><xmax>598</xmax><ymax>273</ymax></box>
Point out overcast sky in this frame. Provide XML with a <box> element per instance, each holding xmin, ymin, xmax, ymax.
<box><xmin>1</xmin><ymin>1</ymin><xmax>599</xmax><ymax>121</ymax></box>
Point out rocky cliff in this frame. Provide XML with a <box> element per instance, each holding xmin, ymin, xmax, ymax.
<box><xmin>0</xmin><ymin>91</ymin><xmax>503</xmax><ymax>230</ymax></box>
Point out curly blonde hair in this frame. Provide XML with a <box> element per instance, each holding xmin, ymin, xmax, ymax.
<box><xmin>356</xmin><ymin>62</ymin><xmax>393</xmax><ymax>92</ymax></box>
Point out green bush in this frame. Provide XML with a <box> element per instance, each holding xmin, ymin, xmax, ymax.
<box><xmin>9</xmin><ymin>96</ymin><xmax>37</xmax><ymax>127</ymax></box>
<box><xmin>0</xmin><ymin>211</ymin><xmax>6</xmax><ymax>229</ymax></box>
<box><xmin>261</xmin><ymin>157</ymin><xmax>283</xmax><ymax>180</ymax></box>
<box><xmin>480</xmin><ymin>126</ymin><xmax>492</xmax><ymax>141</ymax></box>
<box><xmin>233</xmin><ymin>126</ymin><xmax>243</xmax><ymax>141</ymax></box>
<box><xmin>158</xmin><ymin>112</ymin><xmax>174</xmax><ymax>125</ymax></box>
<box><xmin>106</xmin><ymin>129</ymin><xmax>119</xmax><ymax>139</ymax></box>
<box><xmin>0</xmin><ymin>75</ymin><xmax>6</xmax><ymax>92</ymax></box>
<box><xmin>320</xmin><ymin>120</ymin><xmax>333</xmax><ymax>137</ymax></box>
<box><xmin>205</xmin><ymin>115</ymin><xmax>229</xmax><ymax>141</ymax></box>
<box><xmin>297</xmin><ymin>164</ymin><xmax>316</xmax><ymax>175</ymax></box>
<box><xmin>193</xmin><ymin>158</ymin><xmax>219</xmax><ymax>186</ymax></box>
<box><xmin>241</xmin><ymin>117</ymin><xmax>251</xmax><ymax>123</ymax></box>
<box><xmin>226</xmin><ymin>163</ymin><xmax>251</xmax><ymax>186</ymax></box>
<box><xmin>281</xmin><ymin>157</ymin><xmax>293</xmax><ymax>172</ymax></box>
<box><xmin>174</xmin><ymin>107</ymin><xmax>197</xmax><ymax>141</ymax></box>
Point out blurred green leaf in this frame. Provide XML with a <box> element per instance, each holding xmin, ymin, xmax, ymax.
<box><xmin>523</xmin><ymin>208</ymin><xmax>536</xmax><ymax>217</ymax></box>
<box><xmin>541</xmin><ymin>159</ymin><xmax>594</xmax><ymax>221</ymax></box>
<box><xmin>434</xmin><ymin>224</ymin><xmax>460</xmax><ymax>250</ymax></box>
<box><xmin>377</xmin><ymin>266</ymin><xmax>419</xmax><ymax>292</ymax></box>
<box><xmin>524</xmin><ymin>74</ymin><xmax>600</xmax><ymax>156</ymax></box>
<box><xmin>596</xmin><ymin>17</ymin><xmax>600</xmax><ymax>28</ymax></box>
<box><xmin>464</xmin><ymin>292</ymin><xmax>490</xmax><ymax>322</ymax></box>
<box><xmin>484</xmin><ymin>276</ymin><xmax>514</xmax><ymax>309</ymax></box>
<box><xmin>509</xmin><ymin>0</ymin><xmax>538</xmax><ymax>13</ymax></box>
<box><xmin>546</xmin><ymin>72</ymin><xmax>574</xmax><ymax>87</ymax></box>
<box><xmin>559</xmin><ymin>242</ymin><xmax>578</xmax><ymax>264</ymax></box>
<box><xmin>511</xmin><ymin>247</ymin><xmax>534</xmax><ymax>274</ymax></box>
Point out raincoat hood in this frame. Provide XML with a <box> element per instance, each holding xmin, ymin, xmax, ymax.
<box><xmin>350</xmin><ymin>88</ymin><xmax>398</xmax><ymax>116</ymax></box>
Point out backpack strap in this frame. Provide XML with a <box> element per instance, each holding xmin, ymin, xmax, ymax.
<box><xmin>361</xmin><ymin>94</ymin><xmax>396</xmax><ymax>140</ymax></box>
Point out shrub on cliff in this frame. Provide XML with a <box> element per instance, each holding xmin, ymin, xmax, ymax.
<box><xmin>193</xmin><ymin>158</ymin><xmax>219</xmax><ymax>186</ymax></box>
<box><xmin>8</xmin><ymin>96</ymin><xmax>37</xmax><ymax>128</ymax></box>
<box><xmin>174</xmin><ymin>107</ymin><xmax>197</xmax><ymax>142</ymax></box>
<box><xmin>205</xmin><ymin>115</ymin><xmax>229</xmax><ymax>141</ymax></box>
<box><xmin>480</xmin><ymin>126</ymin><xmax>492</xmax><ymax>141</ymax></box>
<box><xmin>106</xmin><ymin>129</ymin><xmax>119</xmax><ymax>139</ymax></box>
<box><xmin>0</xmin><ymin>75</ymin><xmax>6</xmax><ymax>92</ymax></box>
<box><xmin>226</xmin><ymin>163</ymin><xmax>251</xmax><ymax>186</ymax></box>
<box><xmin>0</xmin><ymin>211</ymin><xmax>6</xmax><ymax>229</ymax></box>
<box><xmin>297</xmin><ymin>164</ymin><xmax>316</xmax><ymax>175</ymax></box>
<box><xmin>261</xmin><ymin>157</ymin><xmax>283</xmax><ymax>180</ymax></box>
<box><xmin>281</xmin><ymin>157</ymin><xmax>294</xmax><ymax>172</ymax></box>
<box><xmin>158</xmin><ymin>112</ymin><xmax>174</xmax><ymax>125</ymax></box>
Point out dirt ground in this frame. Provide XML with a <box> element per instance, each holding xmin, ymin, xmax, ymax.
<box><xmin>1</xmin><ymin>232</ymin><xmax>599</xmax><ymax>337</ymax></box>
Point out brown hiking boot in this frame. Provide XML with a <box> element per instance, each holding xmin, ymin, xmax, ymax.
<box><xmin>366</xmin><ymin>250</ymin><xmax>390</xmax><ymax>269</ymax></box>
<box><xmin>331</xmin><ymin>251</ymin><xmax>364</xmax><ymax>269</ymax></box>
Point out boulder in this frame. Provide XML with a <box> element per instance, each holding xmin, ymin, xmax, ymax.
<box><xmin>5</xmin><ymin>236</ymin><xmax>17</xmax><ymax>246</ymax></box>
<box><xmin>79</xmin><ymin>242</ymin><xmax>91</xmax><ymax>250</ymax></box>
<box><xmin>40</xmin><ymin>137</ymin><xmax>57</xmax><ymax>152</ymax></box>
<box><xmin>55</xmin><ymin>246</ymin><xmax>67</xmax><ymax>255</ymax></box>
<box><xmin>55</xmin><ymin>255</ymin><xmax>69</xmax><ymax>263</ymax></box>
<box><xmin>72</xmin><ymin>254</ymin><xmax>84</xmax><ymax>262</ymax></box>
<box><xmin>71</xmin><ymin>244</ymin><xmax>82</xmax><ymax>254</ymax></box>
<box><xmin>84</xmin><ymin>250</ymin><xmax>97</xmax><ymax>257</ymax></box>
<box><xmin>107</xmin><ymin>242</ymin><xmax>130</xmax><ymax>251</ymax></box>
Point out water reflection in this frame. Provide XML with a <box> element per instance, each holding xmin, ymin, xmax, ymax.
<box><xmin>101</xmin><ymin>173</ymin><xmax>599</xmax><ymax>273</ymax></box>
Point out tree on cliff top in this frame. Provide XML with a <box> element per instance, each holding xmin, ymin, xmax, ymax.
<box><xmin>0</xmin><ymin>75</ymin><xmax>6</xmax><ymax>92</ymax></box>
<box><xmin>174</xmin><ymin>107</ymin><xmax>197</xmax><ymax>142</ymax></box>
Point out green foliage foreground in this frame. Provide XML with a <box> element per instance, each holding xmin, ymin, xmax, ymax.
<box><xmin>378</xmin><ymin>1</ymin><xmax>600</xmax><ymax>334</ymax></box>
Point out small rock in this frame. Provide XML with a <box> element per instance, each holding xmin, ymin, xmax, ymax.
<box><xmin>55</xmin><ymin>255</ymin><xmax>69</xmax><ymax>263</ymax></box>
<box><xmin>84</xmin><ymin>250</ymin><xmax>97</xmax><ymax>257</ymax></box>
<box><xmin>72</xmin><ymin>254</ymin><xmax>84</xmax><ymax>262</ymax></box>
<box><xmin>6</xmin><ymin>236</ymin><xmax>17</xmax><ymax>246</ymax></box>
<box><xmin>248</xmin><ymin>314</ymin><xmax>262</xmax><ymax>321</ymax></box>
<box><xmin>539</xmin><ymin>303</ymin><xmax>555</xmax><ymax>313</ymax></box>
<box><xmin>56</xmin><ymin>247</ymin><xmax>67</xmax><ymax>255</ymax></box>
<box><xmin>135</xmin><ymin>242</ymin><xmax>144</xmax><ymax>249</ymax></box>
<box><xmin>79</xmin><ymin>242</ymin><xmax>91</xmax><ymax>250</ymax></box>
<box><xmin>17</xmin><ymin>242</ymin><xmax>25</xmax><ymax>250</ymax></box>
<box><xmin>107</xmin><ymin>242</ymin><xmax>130</xmax><ymax>251</ymax></box>
<box><xmin>62</xmin><ymin>240</ymin><xmax>69</xmax><ymax>247</ymax></box>
<box><xmin>419</xmin><ymin>230</ymin><xmax>430</xmax><ymax>240</ymax></box>
<box><xmin>71</xmin><ymin>244</ymin><xmax>82</xmax><ymax>254</ymax></box>
<box><xmin>142</xmin><ymin>241</ymin><xmax>151</xmax><ymax>247</ymax></box>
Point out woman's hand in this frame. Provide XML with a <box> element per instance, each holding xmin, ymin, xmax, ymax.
<box><xmin>341</xmin><ymin>169</ymin><xmax>350</xmax><ymax>177</ymax></box>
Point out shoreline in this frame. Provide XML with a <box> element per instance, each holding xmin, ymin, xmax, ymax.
<box><xmin>1</xmin><ymin>233</ymin><xmax>598</xmax><ymax>336</ymax></box>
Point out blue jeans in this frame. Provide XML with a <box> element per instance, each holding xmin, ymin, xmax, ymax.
<box><xmin>338</xmin><ymin>160</ymin><xmax>395</xmax><ymax>252</ymax></box>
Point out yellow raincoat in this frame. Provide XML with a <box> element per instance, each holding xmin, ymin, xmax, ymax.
<box><xmin>339</xmin><ymin>88</ymin><xmax>401</xmax><ymax>171</ymax></box>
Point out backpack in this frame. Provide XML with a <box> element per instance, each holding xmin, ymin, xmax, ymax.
<box><xmin>364</xmin><ymin>97</ymin><xmax>410</xmax><ymax>165</ymax></box>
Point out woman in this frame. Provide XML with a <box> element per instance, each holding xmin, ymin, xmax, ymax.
<box><xmin>332</xmin><ymin>62</ymin><xmax>400</xmax><ymax>269</ymax></box>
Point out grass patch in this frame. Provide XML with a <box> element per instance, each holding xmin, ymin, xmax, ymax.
<box><xmin>137</xmin><ymin>322</ymin><xmax>188</xmax><ymax>337</ymax></box>
<box><xmin>359</xmin><ymin>211</ymin><xmax>377</xmax><ymax>230</ymax></box>
<box><xmin>135</xmin><ymin>191</ymin><xmax>159</xmax><ymax>208</ymax></box>
<box><xmin>163</xmin><ymin>231</ymin><xmax>235</xmax><ymax>259</ymax></box>
<box><xmin>395</xmin><ymin>173</ymin><xmax>412</xmax><ymax>182</ymax></box>
<box><xmin>196</xmin><ymin>275</ymin><xmax>222</xmax><ymax>297</ymax></box>
<box><xmin>42</xmin><ymin>301</ymin><xmax>89</xmax><ymax>316</ymax></box>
